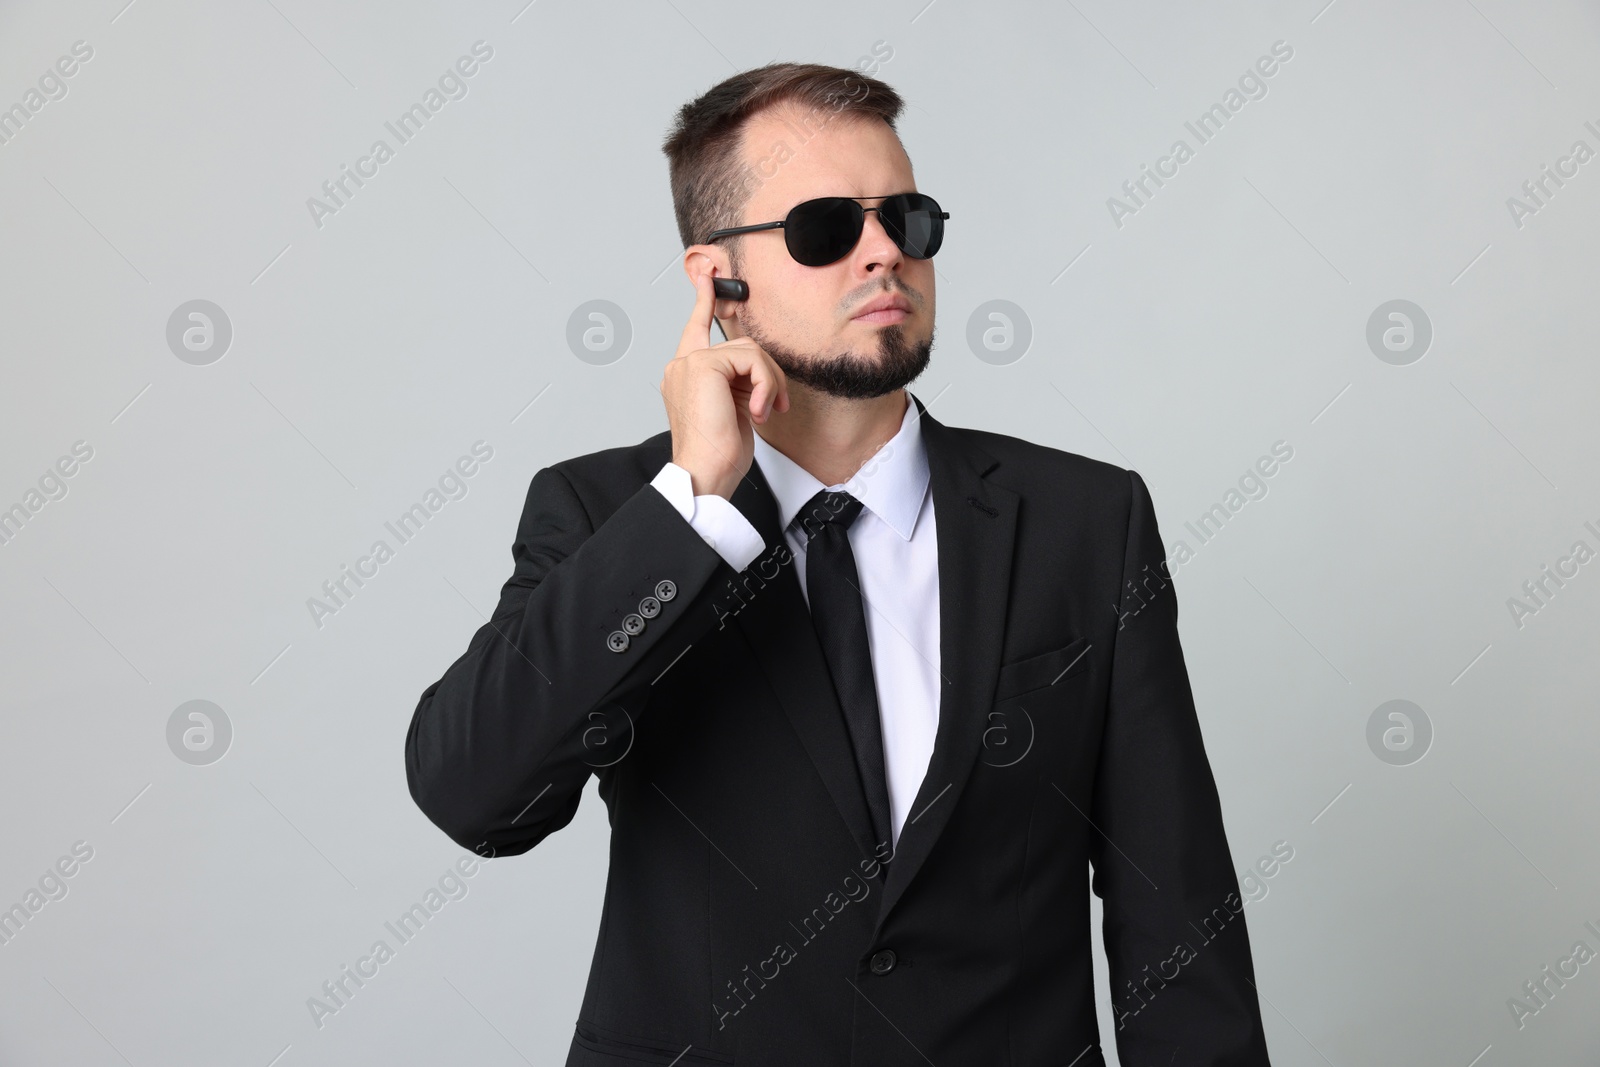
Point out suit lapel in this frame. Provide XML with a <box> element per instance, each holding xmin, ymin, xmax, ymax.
<box><xmin>875</xmin><ymin>397</ymin><xmax>1018</xmax><ymax>923</ymax></box>
<box><xmin>721</xmin><ymin>396</ymin><xmax>1020</xmax><ymax>920</ymax></box>
<box><xmin>727</xmin><ymin>460</ymin><xmax>883</xmax><ymax>864</ymax></box>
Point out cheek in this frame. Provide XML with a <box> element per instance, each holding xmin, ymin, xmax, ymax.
<box><xmin>901</xmin><ymin>257</ymin><xmax>935</xmax><ymax>293</ymax></box>
<box><xmin>741</xmin><ymin>275</ymin><xmax>810</xmax><ymax>342</ymax></box>
<box><xmin>769</xmin><ymin>268</ymin><xmax>834</xmax><ymax>330</ymax></box>
<box><xmin>908</xmin><ymin>264</ymin><xmax>937</xmax><ymax>327</ymax></box>
<box><xmin>751</xmin><ymin>247</ymin><xmax>817</xmax><ymax>308</ymax></box>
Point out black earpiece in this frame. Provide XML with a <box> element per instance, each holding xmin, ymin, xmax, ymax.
<box><xmin>711</xmin><ymin>277</ymin><xmax>746</xmax><ymax>343</ymax></box>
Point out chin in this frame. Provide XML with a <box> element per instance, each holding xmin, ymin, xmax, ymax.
<box><xmin>744</xmin><ymin>315</ymin><xmax>933</xmax><ymax>400</ymax></box>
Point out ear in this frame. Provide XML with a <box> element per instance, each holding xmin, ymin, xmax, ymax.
<box><xmin>683</xmin><ymin>245</ymin><xmax>740</xmax><ymax>322</ymax></box>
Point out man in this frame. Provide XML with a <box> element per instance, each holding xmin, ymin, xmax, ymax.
<box><xmin>406</xmin><ymin>61</ymin><xmax>1272</xmax><ymax>1066</ymax></box>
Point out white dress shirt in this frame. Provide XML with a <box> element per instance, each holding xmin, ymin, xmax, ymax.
<box><xmin>649</xmin><ymin>393</ymin><xmax>940</xmax><ymax>847</ymax></box>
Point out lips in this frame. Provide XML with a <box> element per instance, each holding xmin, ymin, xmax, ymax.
<box><xmin>851</xmin><ymin>294</ymin><xmax>912</xmax><ymax>323</ymax></box>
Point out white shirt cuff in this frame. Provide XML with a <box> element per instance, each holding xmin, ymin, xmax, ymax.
<box><xmin>650</xmin><ymin>461</ymin><xmax>766</xmax><ymax>573</ymax></box>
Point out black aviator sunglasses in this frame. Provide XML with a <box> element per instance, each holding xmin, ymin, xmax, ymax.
<box><xmin>705</xmin><ymin>192</ymin><xmax>949</xmax><ymax>267</ymax></box>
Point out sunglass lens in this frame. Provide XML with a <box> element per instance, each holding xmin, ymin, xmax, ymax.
<box><xmin>882</xmin><ymin>194</ymin><xmax>944</xmax><ymax>259</ymax></box>
<box><xmin>786</xmin><ymin>198</ymin><xmax>863</xmax><ymax>266</ymax></box>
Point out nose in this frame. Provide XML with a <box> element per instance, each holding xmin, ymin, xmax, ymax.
<box><xmin>856</xmin><ymin>206</ymin><xmax>903</xmax><ymax>274</ymax></box>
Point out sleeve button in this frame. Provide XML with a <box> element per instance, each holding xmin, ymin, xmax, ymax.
<box><xmin>622</xmin><ymin>613</ymin><xmax>646</xmax><ymax>636</ymax></box>
<box><xmin>655</xmin><ymin>579</ymin><xmax>677</xmax><ymax>602</ymax></box>
<box><xmin>606</xmin><ymin>631</ymin><xmax>630</xmax><ymax>653</ymax></box>
<box><xmin>638</xmin><ymin>596</ymin><xmax>661</xmax><ymax>618</ymax></box>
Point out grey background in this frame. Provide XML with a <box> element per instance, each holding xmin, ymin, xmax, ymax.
<box><xmin>2</xmin><ymin>0</ymin><xmax>1597</xmax><ymax>1063</ymax></box>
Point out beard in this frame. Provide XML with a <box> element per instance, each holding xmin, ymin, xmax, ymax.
<box><xmin>739</xmin><ymin>313</ymin><xmax>934</xmax><ymax>400</ymax></box>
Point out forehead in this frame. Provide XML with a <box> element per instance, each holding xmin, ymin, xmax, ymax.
<box><xmin>736</xmin><ymin>104</ymin><xmax>915</xmax><ymax>221</ymax></box>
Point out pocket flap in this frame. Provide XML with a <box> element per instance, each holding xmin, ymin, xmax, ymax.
<box><xmin>994</xmin><ymin>637</ymin><xmax>1092</xmax><ymax>702</ymax></box>
<box><xmin>573</xmin><ymin>1021</ymin><xmax>734</xmax><ymax>1064</ymax></box>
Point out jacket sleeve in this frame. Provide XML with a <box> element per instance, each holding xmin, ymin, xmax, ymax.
<box><xmin>650</xmin><ymin>460</ymin><xmax>767</xmax><ymax>573</ymax></box>
<box><xmin>404</xmin><ymin>464</ymin><xmax>741</xmax><ymax>858</ymax></box>
<box><xmin>1092</xmin><ymin>468</ymin><xmax>1273</xmax><ymax>1065</ymax></box>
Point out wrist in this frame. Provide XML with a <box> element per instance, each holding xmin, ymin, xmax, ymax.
<box><xmin>695</xmin><ymin>473</ymin><xmax>737</xmax><ymax>501</ymax></box>
<box><xmin>676</xmin><ymin>459</ymin><xmax>734</xmax><ymax>501</ymax></box>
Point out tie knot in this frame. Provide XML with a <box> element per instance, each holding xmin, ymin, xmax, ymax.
<box><xmin>795</xmin><ymin>489</ymin><xmax>864</xmax><ymax>540</ymax></box>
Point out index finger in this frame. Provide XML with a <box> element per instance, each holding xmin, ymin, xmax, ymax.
<box><xmin>678</xmin><ymin>269</ymin><xmax>716</xmax><ymax>355</ymax></box>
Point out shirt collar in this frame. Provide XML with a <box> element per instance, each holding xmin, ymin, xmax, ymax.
<box><xmin>751</xmin><ymin>390</ymin><xmax>930</xmax><ymax>542</ymax></box>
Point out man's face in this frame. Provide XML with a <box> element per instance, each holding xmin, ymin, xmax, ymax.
<box><xmin>717</xmin><ymin>105</ymin><xmax>935</xmax><ymax>400</ymax></box>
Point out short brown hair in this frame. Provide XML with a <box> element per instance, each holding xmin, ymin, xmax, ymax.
<box><xmin>662</xmin><ymin>62</ymin><xmax>905</xmax><ymax>265</ymax></box>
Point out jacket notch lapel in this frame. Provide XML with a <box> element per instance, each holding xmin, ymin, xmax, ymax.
<box><xmin>725</xmin><ymin>462</ymin><xmax>883</xmax><ymax>863</ymax></box>
<box><xmin>875</xmin><ymin>404</ymin><xmax>1019</xmax><ymax>923</ymax></box>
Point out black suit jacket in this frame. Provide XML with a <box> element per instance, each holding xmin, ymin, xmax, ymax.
<box><xmin>406</xmin><ymin>394</ymin><xmax>1272</xmax><ymax>1066</ymax></box>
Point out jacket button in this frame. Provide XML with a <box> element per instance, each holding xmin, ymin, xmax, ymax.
<box><xmin>621</xmin><ymin>613</ymin><xmax>646</xmax><ymax>636</ymax></box>
<box><xmin>638</xmin><ymin>595</ymin><xmax>661</xmax><ymax>618</ymax></box>
<box><xmin>606</xmin><ymin>631</ymin><xmax>629</xmax><ymax>653</ymax></box>
<box><xmin>869</xmin><ymin>949</ymin><xmax>897</xmax><ymax>975</ymax></box>
<box><xmin>655</xmin><ymin>579</ymin><xmax>676</xmax><ymax>602</ymax></box>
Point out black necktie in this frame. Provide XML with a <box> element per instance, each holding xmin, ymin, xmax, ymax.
<box><xmin>796</xmin><ymin>489</ymin><xmax>894</xmax><ymax>861</ymax></box>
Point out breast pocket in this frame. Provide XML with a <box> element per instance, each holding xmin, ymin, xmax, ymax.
<box><xmin>993</xmin><ymin>636</ymin><xmax>1092</xmax><ymax>704</ymax></box>
<box><xmin>573</xmin><ymin>1021</ymin><xmax>735</xmax><ymax>1065</ymax></box>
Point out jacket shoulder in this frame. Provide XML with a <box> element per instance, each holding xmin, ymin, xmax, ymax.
<box><xmin>537</xmin><ymin>429</ymin><xmax>674</xmax><ymax>522</ymax></box>
<box><xmin>954</xmin><ymin>425</ymin><xmax>1135</xmax><ymax>500</ymax></box>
